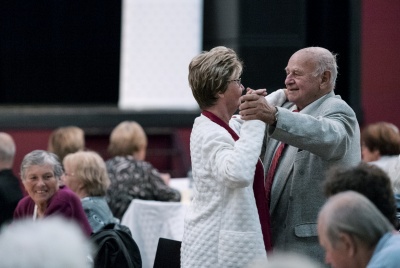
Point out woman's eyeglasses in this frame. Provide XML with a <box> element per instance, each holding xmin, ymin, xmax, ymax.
<box><xmin>228</xmin><ymin>77</ymin><xmax>241</xmax><ymax>86</ymax></box>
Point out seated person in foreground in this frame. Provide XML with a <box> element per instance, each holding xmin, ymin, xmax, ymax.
<box><xmin>13</xmin><ymin>150</ymin><xmax>92</xmax><ymax>236</ymax></box>
<box><xmin>106</xmin><ymin>121</ymin><xmax>181</xmax><ymax>220</ymax></box>
<box><xmin>63</xmin><ymin>151</ymin><xmax>119</xmax><ymax>233</ymax></box>
<box><xmin>0</xmin><ymin>217</ymin><xmax>92</xmax><ymax>268</ymax></box>
<box><xmin>318</xmin><ymin>191</ymin><xmax>400</xmax><ymax>268</ymax></box>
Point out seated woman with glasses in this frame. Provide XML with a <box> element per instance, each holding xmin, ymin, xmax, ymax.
<box><xmin>63</xmin><ymin>151</ymin><xmax>119</xmax><ymax>233</ymax></box>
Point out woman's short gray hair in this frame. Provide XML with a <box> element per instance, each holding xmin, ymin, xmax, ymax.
<box><xmin>20</xmin><ymin>150</ymin><xmax>64</xmax><ymax>180</ymax></box>
<box><xmin>188</xmin><ymin>46</ymin><xmax>243</xmax><ymax>109</ymax></box>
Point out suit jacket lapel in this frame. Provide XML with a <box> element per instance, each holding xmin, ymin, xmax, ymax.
<box><xmin>267</xmin><ymin>92</ymin><xmax>335</xmax><ymax>213</ymax></box>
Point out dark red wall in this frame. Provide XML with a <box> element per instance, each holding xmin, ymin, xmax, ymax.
<box><xmin>5</xmin><ymin>128</ymin><xmax>191</xmax><ymax>185</ymax></box>
<box><xmin>361</xmin><ymin>0</ymin><xmax>400</xmax><ymax>128</ymax></box>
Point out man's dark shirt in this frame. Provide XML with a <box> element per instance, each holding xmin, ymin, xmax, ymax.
<box><xmin>0</xmin><ymin>169</ymin><xmax>23</xmax><ymax>225</ymax></box>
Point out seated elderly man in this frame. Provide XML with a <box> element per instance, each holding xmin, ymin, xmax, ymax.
<box><xmin>317</xmin><ymin>191</ymin><xmax>400</xmax><ymax>268</ymax></box>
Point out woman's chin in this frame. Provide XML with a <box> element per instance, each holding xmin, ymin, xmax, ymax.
<box><xmin>33</xmin><ymin>194</ymin><xmax>51</xmax><ymax>204</ymax></box>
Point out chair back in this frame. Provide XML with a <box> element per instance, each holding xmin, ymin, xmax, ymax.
<box><xmin>153</xmin><ymin>238</ymin><xmax>181</xmax><ymax>268</ymax></box>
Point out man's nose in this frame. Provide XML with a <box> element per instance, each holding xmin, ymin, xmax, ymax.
<box><xmin>285</xmin><ymin>76</ymin><xmax>294</xmax><ymax>85</ymax></box>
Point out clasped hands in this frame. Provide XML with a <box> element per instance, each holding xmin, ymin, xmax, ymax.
<box><xmin>239</xmin><ymin>88</ymin><xmax>276</xmax><ymax>124</ymax></box>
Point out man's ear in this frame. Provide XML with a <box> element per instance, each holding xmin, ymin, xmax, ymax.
<box><xmin>339</xmin><ymin>233</ymin><xmax>358</xmax><ymax>257</ymax></box>
<box><xmin>320</xmin><ymin>71</ymin><xmax>331</xmax><ymax>90</ymax></box>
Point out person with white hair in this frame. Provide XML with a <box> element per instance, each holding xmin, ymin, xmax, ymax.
<box><xmin>13</xmin><ymin>150</ymin><xmax>92</xmax><ymax>236</ymax></box>
<box><xmin>0</xmin><ymin>132</ymin><xmax>23</xmax><ymax>226</ymax></box>
<box><xmin>318</xmin><ymin>191</ymin><xmax>400</xmax><ymax>268</ymax></box>
<box><xmin>240</xmin><ymin>46</ymin><xmax>361</xmax><ymax>264</ymax></box>
<box><xmin>0</xmin><ymin>216</ymin><xmax>93</xmax><ymax>268</ymax></box>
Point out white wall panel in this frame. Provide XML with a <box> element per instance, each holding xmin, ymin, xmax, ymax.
<box><xmin>119</xmin><ymin>0</ymin><xmax>202</xmax><ymax>110</ymax></box>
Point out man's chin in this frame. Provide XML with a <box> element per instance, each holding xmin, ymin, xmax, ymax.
<box><xmin>287</xmin><ymin>95</ymin><xmax>296</xmax><ymax>102</ymax></box>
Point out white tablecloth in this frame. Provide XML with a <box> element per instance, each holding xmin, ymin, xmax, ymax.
<box><xmin>121</xmin><ymin>199</ymin><xmax>188</xmax><ymax>268</ymax></box>
<box><xmin>170</xmin><ymin>177</ymin><xmax>193</xmax><ymax>204</ymax></box>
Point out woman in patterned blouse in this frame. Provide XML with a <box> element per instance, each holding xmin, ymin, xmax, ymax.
<box><xmin>105</xmin><ymin>121</ymin><xmax>181</xmax><ymax>220</ymax></box>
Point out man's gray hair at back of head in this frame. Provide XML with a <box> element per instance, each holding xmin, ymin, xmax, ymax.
<box><xmin>319</xmin><ymin>191</ymin><xmax>393</xmax><ymax>249</ymax></box>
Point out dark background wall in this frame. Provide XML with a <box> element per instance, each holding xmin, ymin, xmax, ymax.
<box><xmin>0</xmin><ymin>0</ymin><xmax>359</xmax><ymax>109</ymax></box>
<box><xmin>0</xmin><ymin>1</ymin><xmax>121</xmax><ymax>104</ymax></box>
<box><xmin>203</xmin><ymin>0</ymin><xmax>361</xmax><ymax>120</ymax></box>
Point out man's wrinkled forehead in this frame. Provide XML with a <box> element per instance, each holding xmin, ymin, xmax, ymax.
<box><xmin>285</xmin><ymin>52</ymin><xmax>317</xmax><ymax>72</ymax></box>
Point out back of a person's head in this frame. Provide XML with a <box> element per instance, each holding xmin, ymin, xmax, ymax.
<box><xmin>0</xmin><ymin>217</ymin><xmax>92</xmax><ymax>268</ymax></box>
<box><xmin>48</xmin><ymin>126</ymin><xmax>85</xmax><ymax>162</ymax></box>
<box><xmin>0</xmin><ymin>132</ymin><xmax>16</xmax><ymax>168</ymax></box>
<box><xmin>361</xmin><ymin>121</ymin><xmax>400</xmax><ymax>156</ymax></box>
<box><xmin>63</xmin><ymin>150</ymin><xmax>110</xmax><ymax>196</ymax></box>
<box><xmin>319</xmin><ymin>191</ymin><xmax>393</xmax><ymax>250</ymax></box>
<box><xmin>323</xmin><ymin>162</ymin><xmax>397</xmax><ymax>227</ymax></box>
<box><xmin>108</xmin><ymin>121</ymin><xmax>148</xmax><ymax>157</ymax></box>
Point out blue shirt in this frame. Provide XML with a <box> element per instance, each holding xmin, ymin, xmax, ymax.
<box><xmin>81</xmin><ymin>196</ymin><xmax>118</xmax><ymax>233</ymax></box>
<box><xmin>367</xmin><ymin>232</ymin><xmax>400</xmax><ymax>268</ymax></box>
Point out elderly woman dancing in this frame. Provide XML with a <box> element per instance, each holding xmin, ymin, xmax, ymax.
<box><xmin>13</xmin><ymin>150</ymin><xmax>92</xmax><ymax>236</ymax></box>
<box><xmin>181</xmin><ymin>46</ymin><xmax>286</xmax><ymax>267</ymax></box>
